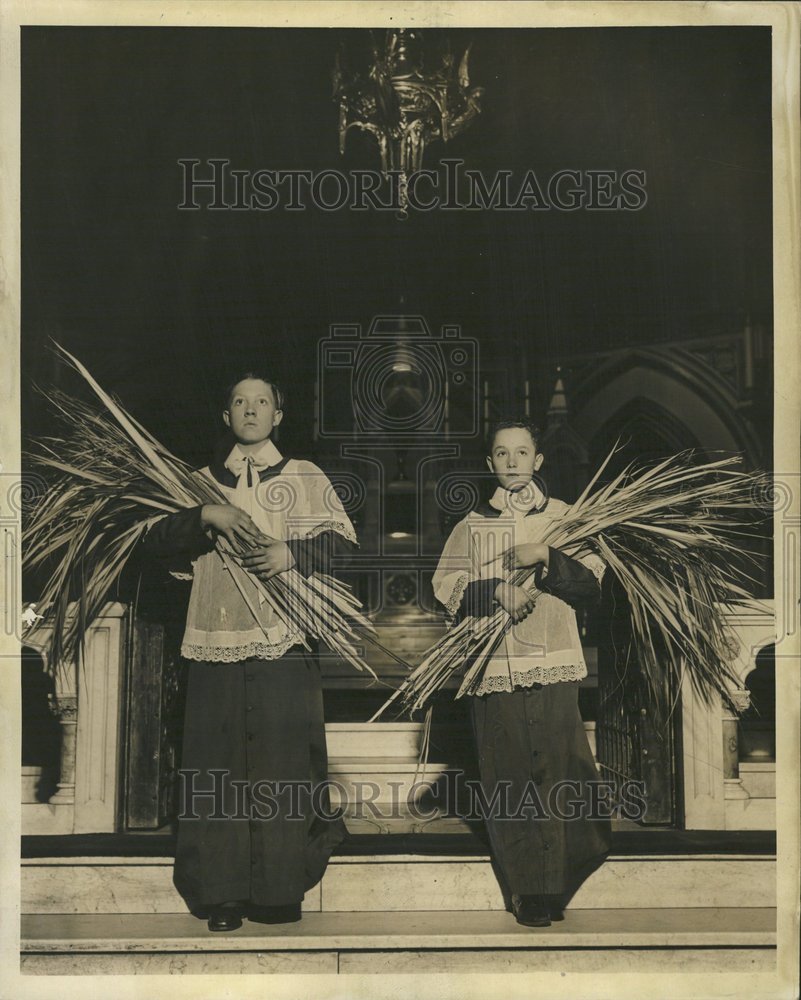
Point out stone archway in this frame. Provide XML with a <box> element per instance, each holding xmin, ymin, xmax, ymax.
<box><xmin>570</xmin><ymin>347</ymin><xmax>763</xmax><ymax>466</ymax></box>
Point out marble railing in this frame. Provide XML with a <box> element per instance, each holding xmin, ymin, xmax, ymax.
<box><xmin>681</xmin><ymin>600</ymin><xmax>776</xmax><ymax>830</ymax></box>
<box><xmin>23</xmin><ymin>603</ymin><xmax>129</xmax><ymax>835</ymax></box>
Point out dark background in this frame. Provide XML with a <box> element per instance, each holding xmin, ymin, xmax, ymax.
<box><xmin>21</xmin><ymin>26</ymin><xmax>773</xmax><ymax>464</ymax></box>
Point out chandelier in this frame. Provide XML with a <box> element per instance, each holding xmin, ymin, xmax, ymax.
<box><xmin>333</xmin><ymin>29</ymin><xmax>484</xmax><ymax>210</ymax></box>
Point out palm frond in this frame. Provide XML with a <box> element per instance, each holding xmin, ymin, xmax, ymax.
<box><xmin>24</xmin><ymin>344</ymin><xmax>377</xmax><ymax>680</ymax></box>
<box><xmin>372</xmin><ymin>449</ymin><xmax>769</xmax><ymax>719</ymax></box>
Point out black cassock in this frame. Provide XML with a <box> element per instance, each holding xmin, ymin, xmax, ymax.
<box><xmin>459</xmin><ymin>528</ymin><xmax>612</xmax><ymax>904</ymax></box>
<box><xmin>141</xmin><ymin>471</ymin><xmax>350</xmax><ymax>912</ymax></box>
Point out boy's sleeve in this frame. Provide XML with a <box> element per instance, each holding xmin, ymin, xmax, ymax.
<box><xmin>460</xmin><ymin>577</ymin><xmax>504</xmax><ymax>618</ymax></box>
<box><xmin>286</xmin><ymin>530</ymin><xmax>356</xmax><ymax>578</ymax></box>
<box><xmin>534</xmin><ymin>547</ymin><xmax>605</xmax><ymax>609</ymax></box>
<box><xmin>287</xmin><ymin>462</ymin><xmax>359</xmax><ymax>578</ymax></box>
<box><xmin>432</xmin><ymin>518</ymin><xmax>503</xmax><ymax>621</ymax></box>
<box><xmin>139</xmin><ymin>507</ymin><xmax>215</xmax><ymax>561</ymax></box>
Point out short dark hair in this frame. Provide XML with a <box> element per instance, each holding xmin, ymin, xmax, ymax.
<box><xmin>224</xmin><ymin>372</ymin><xmax>285</xmax><ymax>412</ymax></box>
<box><xmin>486</xmin><ymin>417</ymin><xmax>542</xmax><ymax>455</ymax></box>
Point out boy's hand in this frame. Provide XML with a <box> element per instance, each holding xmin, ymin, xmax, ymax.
<box><xmin>494</xmin><ymin>582</ymin><xmax>536</xmax><ymax>624</ymax></box>
<box><xmin>502</xmin><ymin>542</ymin><xmax>549</xmax><ymax>572</ymax></box>
<box><xmin>201</xmin><ymin>504</ymin><xmax>260</xmax><ymax>550</ymax></box>
<box><xmin>238</xmin><ymin>536</ymin><xmax>296</xmax><ymax>581</ymax></box>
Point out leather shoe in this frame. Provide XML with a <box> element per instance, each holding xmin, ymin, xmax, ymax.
<box><xmin>207</xmin><ymin>903</ymin><xmax>243</xmax><ymax>932</ymax></box>
<box><xmin>544</xmin><ymin>894</ymin><xmax>565</xmax><ymax>921</ymax></box>
<box><xmin>512</xmin><ymin>894</ymin><xmax>551</xmax><ymax>927</ymax></box>
<box><xmin>248</xmin><ymin>902</ymin><xmax>302</xmax><ymax>925</ymax></box>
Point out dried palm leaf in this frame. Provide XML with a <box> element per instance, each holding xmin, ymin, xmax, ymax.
<box><xmin>24</xmin><ymin>343</ymin><xmax>377</xmax><ymax>680</ymax></box>
<box><xmin>371</xmin><ymin>446</ymin><xmax>769</xmax><ymax>720</ymax></box>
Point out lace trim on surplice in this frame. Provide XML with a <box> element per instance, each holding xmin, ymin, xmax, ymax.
<box><xmin>181</xmin><ymin>629</ymin><xmax>304</xmax><ymax>663</ymax></box>
<box><xmin>306</xmin><ymin>520</ymin><xmax>358</xmax><ymax>545</ymax></box>
<box><xmin>473</xmin><ymin>661</ymin><xmax>587</xmax><ymax>696</ymax></box>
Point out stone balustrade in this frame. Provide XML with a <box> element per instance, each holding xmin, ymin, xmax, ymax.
<box><xmin>23</xmin><ymin>603</ymin><xmax>128</xmax><ymax>835</ymax></box>
<box><xmin>681</xmin><ymin>600</ymin><xmax>775</xmax><ymax>830</ymax></box>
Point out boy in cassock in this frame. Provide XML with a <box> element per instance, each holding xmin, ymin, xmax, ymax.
<box><xmin>142</xmin><ymin>374</ymin><xmax>354</xmax><ymax>931</ymax></box>
<box><xmin>432</xmin><ymin>418</ymin><xmax>611</xmax><ymax>927</ymax></box>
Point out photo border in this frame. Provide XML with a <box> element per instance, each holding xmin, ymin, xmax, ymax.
<box><xmin>1</xmin><ymin>3</ymin><xmax>798</xmax><ymax>998</ymax></box>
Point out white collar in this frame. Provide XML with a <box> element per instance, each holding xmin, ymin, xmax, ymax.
<box><xmin>488</xmin><ymin>481</ymin><xmax>546</xmax><ymax>516</ymax></box>
<box><xmin>224</xmin><ymin>439</ymin><xmax>283</xmax><ymax>475</ymax></box>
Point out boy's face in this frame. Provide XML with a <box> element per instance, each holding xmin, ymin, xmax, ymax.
<box><xmin>223</xmin><ymin>378</ymin><xmax>283</xmax><ymax>446</ymax></box>
<box><xmin>486</xmin><ymin>427</ymin><xmax>543</xmax><ymax>491</ymax></box>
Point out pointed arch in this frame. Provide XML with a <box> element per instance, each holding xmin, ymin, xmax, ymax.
<box><xmin>570</xmin><ymin>347</ymin><xmax>763</xmax><ymax>467</ymax></box>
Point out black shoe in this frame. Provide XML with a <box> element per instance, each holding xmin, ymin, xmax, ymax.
<box><xmin>247</xmin><ymin>902</ymin><xmax>302</xmax><ymax>925</ymax></box>
<box><xmin>544</xmin><ymin>894</ymin><xmax>565</xmax><ymax>921</ymax></box>
<box><xmin>512</xmin><ymin>894</ymin><xmax>551</xmax><ymax>927</ymax></box>
<box><xmin>207</xmin><ymin>902</ymin><xmax>243</xmax><ymax>932</ymax></box>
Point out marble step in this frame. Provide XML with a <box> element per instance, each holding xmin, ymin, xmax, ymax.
<box><xmin>324</xmin><ymin>721</ymin><xmax>595</xmax><ymax>757</ymax></box>
<box><xmin>20</xmin><ymin>908</ymin><xmax>777</xmax><ymax>975</ymax></box>
<box><xmin>739</xmin><ymin>762</ymin><xmax>776</xmax><ymax>799</ymax></box>
<box><xmin>327</xmin><ymin>759</ymin><xmax>449</xmax><ymax>819</ymax></box>
<box><xmin>323</xmin><ymin>718</ymin><xmax>598</xmax><ymax>818</ymax></box>
<box><xmin>22</xmin><ymin>853</ymin><xmax>776</xmax><ymax>915</ymax></box>
<box><xmin>326</xmin><ymin>722</ymin><xmax>429</xmax><ymax>758</ymax></box>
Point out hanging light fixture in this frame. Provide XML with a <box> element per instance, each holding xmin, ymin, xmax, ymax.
<box><xmin>333</xmin><ymin>29</ymin><xmax>484</xmax><ymax>211</ymax></box>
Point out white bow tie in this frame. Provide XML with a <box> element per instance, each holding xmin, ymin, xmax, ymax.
<box><xmin>224</xmin><ymin>441</ymin><xmax>283</xmax><ymax>514</ymax></box>
<box><xmin>489</xmin><ymin>482</ymin><xmax>545</xmax><ymax>519</ymax></box>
